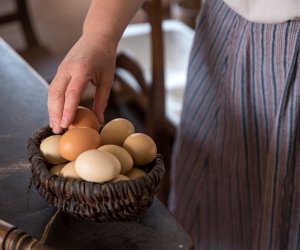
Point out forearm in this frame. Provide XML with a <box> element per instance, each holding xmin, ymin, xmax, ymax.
<box><xmin>48</xmin><ymin>0</ymin><xmax>145</xmax><ymax>133</ymax></box>
<box><xmin>83</xmin><ymin>0</ymin><xmax>145</xmax><ymax>44</ymax></box>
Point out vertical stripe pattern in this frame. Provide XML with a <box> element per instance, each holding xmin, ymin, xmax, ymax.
<box><xmin>168</xmin><ymin>1</ymin><xmax>300</xmax><ymax>249</ymax></box>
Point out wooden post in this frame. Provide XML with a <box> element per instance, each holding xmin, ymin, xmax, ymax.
<box><xmin>0</xmin><ymin>219</ymin><xmax>51</xmax><ymax>250</ymax></box>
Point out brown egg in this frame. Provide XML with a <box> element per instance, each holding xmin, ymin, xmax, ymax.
<box><xmin>68</xmin><ymin>106</ymin><xmax>100</xmax><ymax>132</ymax></box>
<box><xmin>126</xmin><ymin>167</ymin><xmax>146</xmax><ymax>179</ymax></box>
<box><xmin>61</xmin><ymin>161</ymin><xmax>81</xmax><ymax>179</ymax></box>
<box><xmin>100</xmin><ymin>118</ymin><xmax>135</xmax><ymax>145</ymax></box>
<box><xmin>59</xmin><ymin>127</ymin><xmax>101</xmax><ymax>161</ymax></box>
<box><xmin>123</xmin><ymin>133</ymin><xmax>157</xmax><ymax>165</ymax></box>
<box><xmin>40</xmin><ymin>135</ymin><xmax>67</xmax><ymax>164</ymax></box>
<box><xmin>49</xmin><ymin>163</ymin><xmax>66</xmax><ymax>175</ymax></box>
<box><xmin>113</xmin><ymin>174</ymin><xmax>130</xmax><ymax>182</ymax></box>
<box><xmin>75</xmin><ymin>149</ymin><xmax>121</xmax><ymax>183</ymax></box>
<box><xmin>98</xmin><ymin>145</ymin><xmax>133</xmax><ymax>174</ymax></box>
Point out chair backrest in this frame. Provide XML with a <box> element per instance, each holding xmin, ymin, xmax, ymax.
<box><xmin>0</xmin><ymin>0</ymin><xmax>39</xmax><ymax>48</ymax></box>
<box><xmin>114</xmin><ymin>0</ymin><xmax>171</xmax><ymax>204</ymax></box>
<box><xmin>115</xmin><ymin>0</ymin><xmax>166</xmax><ymax>137</ymax></box>
<box><xmin>142</xmin><ymin>0</ymin><xmax>166</xmax><ymax>136</ymax></box>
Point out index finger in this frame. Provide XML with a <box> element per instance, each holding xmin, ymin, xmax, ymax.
<box><xmin>48</xmin><ymin>72</ymin><xmax>71</xmax><ymax>134</ymax></box>
<box><xmin>60</xmin><ymin>75</ymin><xmax>90</xmax><ymax>128</ymax></box>
<box><xmin>92</xmin><ymin>72</ymin><xmax>113</xmax><ymax>124</ymax></box>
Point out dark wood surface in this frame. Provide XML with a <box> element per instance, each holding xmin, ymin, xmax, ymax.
<box><xmin>0</xmin><ymin>38</ymin><xmax>194</xmax><ymax>250</ymax></box>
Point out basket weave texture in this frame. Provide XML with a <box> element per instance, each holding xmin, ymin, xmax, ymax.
<box><xmin>27</xmin><ymin>126</ymin><xmax>165</xmax><ymax>221</ymax></box>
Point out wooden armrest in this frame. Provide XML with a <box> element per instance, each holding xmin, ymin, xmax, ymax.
<box><xmin>115</xmin><ymin>52</ymin><xmax>149</xmax><ymax>95</ymax></box>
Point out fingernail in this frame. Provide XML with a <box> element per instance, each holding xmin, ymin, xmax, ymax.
<box><xmin>52</xmin><ymin>122</ymin><xmax>61</xmax><ymax>134</ymax></box>
<box><xmin>61</xmin><ymin>117</ymin><xmax>67</xmax><ymax>128</ymax></box>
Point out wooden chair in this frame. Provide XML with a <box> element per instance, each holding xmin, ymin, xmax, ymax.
<box><xmin>0</xmin><ymin>219</ymin><xmax>50</xmax><ymax>250</ymax></box>
<box><xmin>111</xmin><ymin>0</ymin><xmax>168</xmax><ymax>204</ymax></box>
<box><xmin>0</xmin><ymin>0</ymin><xmax>59</xmax><ymax>82</ymax></box>
<box><xmin>112</xmin><ymin>0</ymin><xmax>195</xmax><ymax>204</ymax></box>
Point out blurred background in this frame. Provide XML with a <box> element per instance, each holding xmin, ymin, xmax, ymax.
<box><xmin>0</xmin><ymin>0</ymin><xmax>200</xmax><ymax>55</ymax></box>
<box><xmin>0</xmin><ymin>0</ymin><xmax>201</xmax><ymax>205</ymax></box>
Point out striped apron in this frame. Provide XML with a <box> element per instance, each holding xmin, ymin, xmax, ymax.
<box><xmin>168</xmin><ymin>0</ymin><xmax>300</xmax><ymax>249</ymax></box>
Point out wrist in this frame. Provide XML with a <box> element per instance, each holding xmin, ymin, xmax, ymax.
<box><xmin>79</xmin><ymin>31</ymin><xmax>118</xmax><ymax>56</ymax></box>
<box><xmin>82</xmin><ymin>29</ymin><xmax>119</xmax><ymax>51</ymax></box>
<box><xmin>82</xmin><ymin>0</ymin><xmax>144</xmax><ymax>46</ymax></box>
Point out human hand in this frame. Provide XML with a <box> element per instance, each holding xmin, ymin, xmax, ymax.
<box><xmin>48</xmin><ymin>33</ymin><xmax>117</xmax><ymax>134</ymax></box>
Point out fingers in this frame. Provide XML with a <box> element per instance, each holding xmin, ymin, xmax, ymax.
<box><xmin>48</xmin><ymin>72</ymin><xmax>71</xmax><ymax>134</ymax></box>
<box><xmin>92</xmin><ymin>72</ymin><xmax>113</xmax><ymax>124</ymax></box>
<box><xmin>48</xmin><ymin>71</ymin><xmax>90</xmax><ymax>134</ymax></box>
<box><xmin>47</xmin><ymin>34</ymin><xmax>116</xmax><ymax>133</ymax></box>
<box><xmin>61</xmin><ymin>75</ymin><xmax>90</xmax><ymax>128</ymax></box>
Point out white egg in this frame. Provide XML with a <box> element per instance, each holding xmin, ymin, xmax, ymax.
<box><xmin>40</xmin><ymin>135</ymin><xmax>67</xmax><ymax>164</ymax></box>
<box><xmin>75</xmin><ymin>149</ymin><xmax>121</xmax><ymax>183</ymax></box>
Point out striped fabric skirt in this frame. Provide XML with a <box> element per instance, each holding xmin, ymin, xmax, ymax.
<box><xmin>168</xmin><ymin>0</ymin><xmax>300</xmax><ymax>250</ymax></box>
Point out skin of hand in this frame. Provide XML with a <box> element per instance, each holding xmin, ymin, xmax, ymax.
<box><xmin>48</xmin><ymin>33</ymin><xmax>116</xmax><ymax>133</ymax></box>
<box><xmin>48</xmin><ymin>0</ymin><xmax>145</xmax><ymax>134</ymax></box>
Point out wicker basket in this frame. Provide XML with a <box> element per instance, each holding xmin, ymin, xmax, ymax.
<box><xmin>27</xmin><ymin>126</ymin><xmax>165</xmax><ymax>221</ymax></box>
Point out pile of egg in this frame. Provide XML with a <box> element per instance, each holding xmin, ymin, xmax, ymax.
<box><xmin>40</xmin><ymin>106</ymin><xmax>157</xmax><ymax>183</ymax></box>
